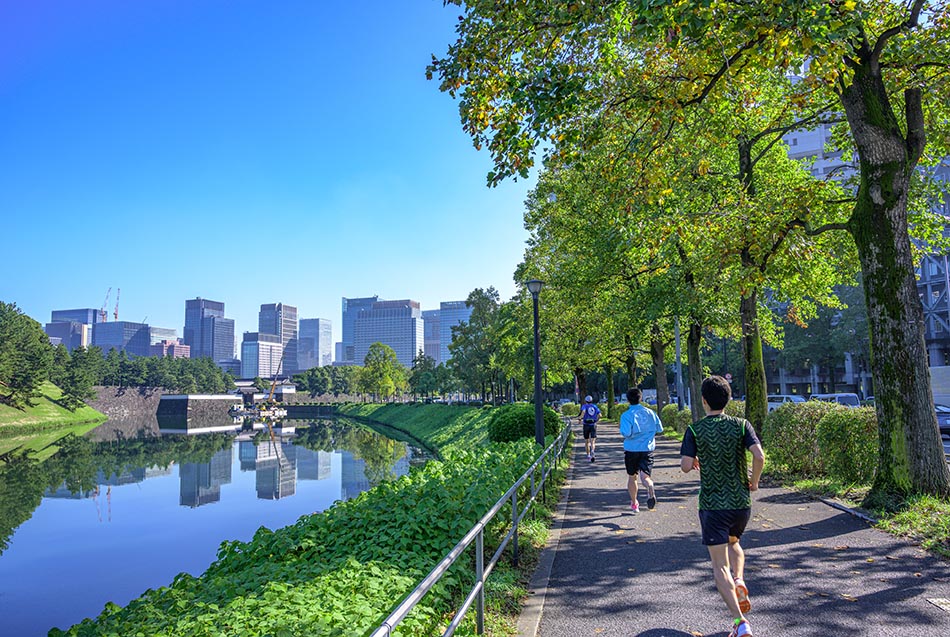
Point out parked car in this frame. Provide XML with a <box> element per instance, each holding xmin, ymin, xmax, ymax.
<box><xmin>935</xmin><ymin>404</ymin><xmax>950</xmax><ymax>438</ymax></box>
<box><xmin>809</xmin><ymin>393</ymin><xmax>861</xmax><ymax>408</ymax></box>
<box><xmin>767</xmin><ymin>394</ymin><xmax>806</xmax><ymax>412</ymax></box>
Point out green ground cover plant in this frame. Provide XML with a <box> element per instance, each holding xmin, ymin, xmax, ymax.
<box><xmin>0</xmin><ymin>381</ymin><xmax>105</xmax><ymax>438</ymax></box>
<box><xmin>54</xmin><ymin>404</ymin><xmax>568</xmax><ymax>636</ymax></box>
<box><xmin>486</xmin><ymin>403</ymin><xmax>560</xmax><ymax>443</ymax></box>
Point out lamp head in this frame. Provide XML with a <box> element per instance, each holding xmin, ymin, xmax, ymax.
<box><xmin>526</xmin><ymin>279</ymin><xmax>543</xmax><ymax>296</ymax></box>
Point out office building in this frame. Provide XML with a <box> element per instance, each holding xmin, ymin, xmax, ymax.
<box><xmin>44</xmin><ymin>321</ymin><xmax>90</xmax><ymax>352</ymax></box>
<box><xmin>341</xmin><ymin>296</ymin><xmax>382</xmax><ymax>363</ymax></box>
<box><xmin>335</xmin><ymin>342</ymin><xmax>344</xmax><ymax>362</ymax></box>
<box><xmin>183</xmin><ymin>298</ymin><xmax>235</xmax><ymax>365</ymax></box>
<box><xmin>422</xmin><ymin>309</ymin><xmax>440</xmax><ymax>363</ymax></box>
<box><xmin>149</xmin><ymin>326</ymin><xmax>178</xmax><ymax>346</ymax></box>
<box><xmin>92</xmin><ymin>321</ymin><xmax>151</xmax><ymax>357</ymax></box>
<box><xmin>298</xmin><ymin>318</ymin><xmax>332</xmax><ymax>370</ymax></box>
<box><xmin>353</xmin><ymin>299</ymin><xmax>424</xmax><ymax>368</ymax></box>
<box><xmin>259</xmin><ymin>303</ymin><xmax>298</xmax><ymax>375</ymax></box>
<box><xmin>241</xmin><ymin>332</ymin><xmax>283</xmax><ymax>379</ymax></box>
<box><xmin>51</xmin><ymin>308</ymin><xmax>102</xmax><ymax>326</ymax></box>
<box><xmin>439</xmin><ymin>301</ymin><xmax>474</xmax><ymax>365</ymax></box>
<box><xmin>180</xmin><ymin>447</ymin><xmax>233</xmax><ymax>508</ymax></box>
<box><xmin>151</xmin><ymin>340</ymin><xmax>191</xmax><ymax>358</ymax></box>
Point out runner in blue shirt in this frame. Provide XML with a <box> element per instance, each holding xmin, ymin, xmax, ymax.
<box><xmin>578</xmin><ymin>395</ymin><xmax>601</xmax><ymax>462</ymax></box>
<box><xmin>619</xmin><ymin>387</ymin><xmax>663</xmax><ymax>512</ymax></box>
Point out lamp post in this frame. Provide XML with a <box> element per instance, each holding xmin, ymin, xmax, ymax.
<box><xmin>527</xmin><ymin>279</ymin><xmax>544</xmax><ymax>446</ymax></box>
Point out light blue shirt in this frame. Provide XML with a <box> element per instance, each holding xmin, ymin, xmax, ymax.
<box><xmin>619</xmin><ymin>404</ymin><xmax>663</xmax><ymax>452</ymax></box>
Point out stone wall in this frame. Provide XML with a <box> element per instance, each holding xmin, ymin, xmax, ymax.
<box><xmin>86</xmin><ymin>386</ymin><xmax>164</xmax><ymax>420</ymax></box>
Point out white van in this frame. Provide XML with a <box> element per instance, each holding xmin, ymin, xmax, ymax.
<box><xmin>767</xmin><ymin>394</ymin><xmax>807</xmax><ymax>412</ymax></box>
<box><xmin>810</xmin><ymin>393</ymin><xmax>861</xmax><ymax>408</ymax></box>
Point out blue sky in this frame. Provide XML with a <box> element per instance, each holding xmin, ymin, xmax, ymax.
<box><xmin>0</xmin><ymin>1</ymin><xmax>535</xmax><ymax>347</ymax></box>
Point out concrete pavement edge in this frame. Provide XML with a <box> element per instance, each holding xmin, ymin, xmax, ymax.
<box><xmin>516</xmin><ymin>433</ymin><xmax>577</xmax><ymax>637</ymax></box>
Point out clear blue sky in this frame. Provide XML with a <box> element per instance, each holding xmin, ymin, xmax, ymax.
<box><xmin>0</xmin><ymin>1</ymin><xmax>535</xmax><ymax>348</ymax></box>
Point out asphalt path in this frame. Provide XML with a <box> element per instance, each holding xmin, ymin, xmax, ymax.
<box><xmin>528</xmin><ymin>421</ymin><xmax>950</xmax><ymax>637</ymax></box>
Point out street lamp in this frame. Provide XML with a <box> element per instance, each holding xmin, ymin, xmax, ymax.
<box><xmin>527</xmin><ymin>279</ymin><xmax>544</xmax><ymax>446</ymax></box>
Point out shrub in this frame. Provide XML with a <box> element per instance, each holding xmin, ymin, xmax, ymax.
<box><xmin>761</xmin><ymin>400</ymin><xmax>843</xmax><ymax>477</ymax></box>
<box><xmin>488</xmin><ymin>403</ymin><xmax>561</xmax><ymax>443</ymax></box>
<box><xmin>560</xmin><ymin>402</ymin><xmax>579</xmax><ymax>418</ymax></box>
<box><xmin>659</xmin><ymin>404</ymin><xmax>679</xmax><ymax>429</ymax></box>
<box><xmin>816</xmin><ymin>406</ymin><xmax>877</xmax><ymax>484</ymax></box>
<box><xmin>674</xmin><ymin>408</ymin><xmax>694</xmax><ymax>434</ymax></box>
<box><xmin>724</xmin><ymin>400</ymin><xmax>746</xmax><ymax>419</ymax></box>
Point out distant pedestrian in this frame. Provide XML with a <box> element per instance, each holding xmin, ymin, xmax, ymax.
<box><xmin>619</xmin><ymin>387</ymin><xmax>663</xmax><ymax>512</ymax></box>
<box><xmin>578</xmin><ymin>395</ymin><xmax>601</xmax><ymax>462</ymax></box>
<box><xmin>680</xmin><ymin>375</ymin><xmax>765</xmax><ymax>637</ymax></box>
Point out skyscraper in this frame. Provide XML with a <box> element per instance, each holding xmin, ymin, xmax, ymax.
<box><xmin>439</xmin><ymin>301</ymin><xmax>474</xmax><ymax>366</ymax></box>
<box><xmin>183</xmin><ymin>298</ymin><xmax>235</xmax><ymax>364</ymax></box>
<box><xmin>259</xmin><ymin>303</ymin><xmax>298</xmax><ymax>375</ymax></box>
<box><xmin>422</xmin><ymin>309</ymin><xmax>441</xmax><ymax>363</ymax></box>
<box><xmin>341</xmin><ymin>296</ymin><xmax>381</xmax><ymax>363</ymax></box>
<box><xmin>240</xmin><ymin>332</ymin><xmax>282</xmax><ymax>379</ymax></box>
<box><xmin>51</xmin><ymin>308</ymin><xmax>102</xmax><ymax>325</ymax></box>
<box><xmin>298</xmin><ymin>318</ymin><xmax>332</xmax><ymax>370</ymax></box>
<box><xmin>353</xmin><ymin>299</ymin><xmax>424</xmax><ymax>368</ymax></box>
<box><xmin>92</xmin><ymin>321</ymin><xmax>151</xmax><ymax>357</ymax></box>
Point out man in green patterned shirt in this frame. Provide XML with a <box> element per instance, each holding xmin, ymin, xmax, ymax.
<box><xmin>680</xmin><ymin>376</ymin><xmax>765</xmax><ymax>637</ymax></box>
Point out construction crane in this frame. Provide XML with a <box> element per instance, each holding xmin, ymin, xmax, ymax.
<box><xmin>113</xmin><ymin>288</ymin><xmax>120</xmax><ymax>321</ymax></box>
<box><xmin>100</xmin><ymin>287</ymin><xmax>111</xmax><ymax>323</ymax></box>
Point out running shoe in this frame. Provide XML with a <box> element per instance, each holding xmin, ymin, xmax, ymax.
<box><xmin>630</xmin><ymin>501</ymin><xmax>639</xmax><ymax>513</ymax></box>
<box><xmin>728</xmin><ymin>619</ymin><xmax>752</xmax><ymax>637</ymax></box>
<box><xmin>734</xmin><ymin>578</ymin><xmax>751</xmax><ymax>613</ymax></box>
<box><xmin>590</xmin><ymin>453</ymin><xmax>595</xmax><ymax>463</ymax></box>
<box><xmin>647</xmin><ymin>495</ymin><xmax>656</xmax><ymax>510</ymax></box>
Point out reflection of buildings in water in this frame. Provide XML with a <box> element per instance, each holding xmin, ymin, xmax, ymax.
<box><xmin>295</xmin><ymin>447</ymin><xmax>332</xmax><ymax>481</ymax></box>
<box><xmin>340</xmin><ymin>451</ymin><xmax>369</xmax><ymax>501</ymax></box>
<box><xmin>44</xmin><ymin>465</ymin><xmax>173</xmax><ymax>500</ymax></box>
<box><xmin>179</xmin><ymin>448</ymin><xmax>233</xmax><ymax>508</ymax></box>
<box><xmin>238</xmin><ymin>440</ymin><xmax>298</xmax><ymax>500</ymax></box>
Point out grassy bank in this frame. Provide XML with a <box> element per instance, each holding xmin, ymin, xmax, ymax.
<box><xmin>55</xmin><ymin>404</ymin><xmax>568</xmax><ymax>636</ymax></box>
<box><xmin>0</xmin><ymin>382</ymin><xmax>106</xmax><ymax>457</ymax></box>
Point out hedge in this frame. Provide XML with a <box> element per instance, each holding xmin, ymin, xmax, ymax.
<box><xmin>560</xmin><ymin>402</ymin><xmax>579</xmax><ymax>418</ymax></box>
<box><xmin>659</xmin><ymin>404</ymin><xmax>679</xmax><ymax>430</ymax></box>
<box><xmin>816</xmin><ymin>406</ymin><xmax>878</xmax><ymax>484</ymax></box>
<box><xmin>488</xmin><ymin>403</ymin><xmax>561</xmax><ymax>443</ymax></box>
<box><xmin>761</xmin><ymin>400</ymin><xmax>843</xmax><ymax>477</ymax></box>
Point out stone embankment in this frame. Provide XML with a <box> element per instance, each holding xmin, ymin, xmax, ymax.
<box><xmin>86</xmin><ymin>386</ymin><xmax>164</xmax><ymax>420</ymax></box>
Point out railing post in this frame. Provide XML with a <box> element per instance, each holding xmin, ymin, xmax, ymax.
<box><xmin>511</xmin><ymin>489</ymin><xmax>519</xmax><ymax>567</ymax></box>
<box><xmin>541</xmin><ymin>453</ymin><xmax>547</xmax><ymax>504</ymax></box>
<box><xmin>476</xmin><ymin>529</ymin><xmax>485</xmax><ymax>634</ymax></box>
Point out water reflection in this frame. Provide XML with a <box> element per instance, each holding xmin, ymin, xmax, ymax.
<box><xmin>0</xmin><ymin>416</ymin><xmax>427</xmax><ymax>637</ymax></box>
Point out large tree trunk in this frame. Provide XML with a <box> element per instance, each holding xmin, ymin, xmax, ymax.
<box><xmin>605</xmin><ymin>365</ymin><xmax>615</xmax><ymax>417</ymax></box>
<box><xmin>686</xmin><ymin>320</ymin><xmax>704</xmax><ymax>422</ymax></box>
<box><xmin>651</xmin><ymin>328</ymin><xmax>670</xmax><ymax>413</ymax></box>
<box><xmin>740</xmin><ymin>292</ymin><xmax>769</xmax><ymax>434</ymax></box>
<box><xmin>574</xmin><ymin>367</ymin><xmax>587</xmax><ymax>403</ymax></box>
<box><xmin>840</xmin><ymin>60</ymin><xmax>950</xmax><ymax>496</ymax></box>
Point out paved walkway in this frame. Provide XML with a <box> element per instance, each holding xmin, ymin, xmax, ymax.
<box><xmin>522</xmin><ymin>421</ymin><xmax>950</xmax><ymax>637</ymax></box>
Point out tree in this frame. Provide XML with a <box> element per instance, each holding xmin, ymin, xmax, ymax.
<box><xmin>408</xmin><ymin>351</ymin><xmax>439</xmax><ymax>397</ymax></box>
<box><xmin>60</xmin><ymin>347</ymin><xmax>99</xmax><ymax>410</ymax></box>
<box><xmin>431</xmin><ymin>0</ymin><xmax>950</xmax><ymax>496</ymax></box>
<box><xmin>361</xmin><ymin>343</ymin><xmax>407</xmax><ymax>401</ymax></box>
<box><xmin>448</xmin><ymin>288</ymin><xmax>501</xmax><ymax>400</ymax></box>
<box><xmin>0</xmin><ymin>302</ymin><xmax>53</xmax><ymax>408</ymax></box>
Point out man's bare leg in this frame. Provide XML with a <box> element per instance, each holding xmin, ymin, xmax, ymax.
<box><xmin>707</xmin><ymin>543</ymin><xmax>745</xmax><ymax>621</ymax></box>
<box><xmin>627</xmin><ymin>473</ymin><xmax>639</xmax><ymax>505</ymax></box>
<box><xmin>728</xmin><ymin>537</ymin><xmax>745</xmax><ymax>580</ymax></box>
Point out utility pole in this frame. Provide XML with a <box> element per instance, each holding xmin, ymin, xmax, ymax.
<box><xmin>675</xmin><ymin>316</ymin><xmax>684</xmax><ymax>410</ymax></box>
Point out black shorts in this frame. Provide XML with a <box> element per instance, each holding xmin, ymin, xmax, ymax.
<box><xmin>624</xmin><ymin>451</ymin><xmax>654</xmax><ymax>476</ymax></box>
<box><xmin>698</xmin><ymin>508</ymin><xmax>752</xmax><ymax>546</ymax></box>
<box><xmin>582</xmin><ymin>423</ymin><xmax>597</xmax><ymax>439</ymax></box>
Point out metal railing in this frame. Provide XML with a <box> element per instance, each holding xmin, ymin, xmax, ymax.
<box><xmin>370</xmin><ymin>418</ymin><xmax>573</xmax><ymax>637</ymax></box>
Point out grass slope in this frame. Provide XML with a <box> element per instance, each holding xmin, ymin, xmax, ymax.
<box><xmin>337</xmin><ymin>403</ymin><xmax>492</xmax><ymax>454</ymax></box>
<box><xmin>0</xmin><ymin>381</ymin><xmax>106</xmax><ymax>456</ymax></box>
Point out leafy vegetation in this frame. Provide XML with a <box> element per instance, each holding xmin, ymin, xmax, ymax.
<box><xmin>487</xmin><ymin>403</ymin><xmax>560</xmax><ymax>444</ymax></box>
<box><xmin>51</xmin><ymin>405</ymin><xmax>567</xmax><ymax>636</ymax></box>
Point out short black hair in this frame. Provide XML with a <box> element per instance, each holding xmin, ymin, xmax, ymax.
<box><xmin>627</xmin><ymin>387</ymin><xmax>642</xmax><ymax>404</ymax></box>
<box><xmin>701</xmin><ymin>376</ymin><xmax>731</xmax><ymax>410</ymax></box>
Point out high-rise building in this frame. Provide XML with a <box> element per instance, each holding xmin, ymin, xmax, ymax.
<box><xmin>354</xmin><ymin>299</ymin><xmax>424</xmax><ymax>368</ymax></box>
<box><xmin>44</xmin><ymin>321</ymin><xmax>90</xmax><ymax>352</ymax></box>
<box><xmin>259</xmin><ymin>303</ymin><xmax>298</xmax><ymax>375</ymax></box>
<box><xmin>439</xmin><ymin>301</ymin><xmax>474</xmax><ymax>365</ymax></box>
<box><xmin>149</xmin><ymin>326</ymin><xmax>178</xmax><ymax>345</ymax></box>
<box><xmin>183</xmin><ymin>298</ymin><xmax>235</xmax><ymax>365</ymax></box>
<box><xmin>179</xmin><ymin>447</ymin><xmax>232</xmax><ymax>507</ymax></box>
<box><xmin>335</xmin><ymin>342</ymin><xmax>344</xmax><ymax>363</ymax></box>
<box><xmin>422</xmin><ymin>309</ymin><xmax>441</xmax><ymax>363</ymax></box>
<box><xmin>298</xmin><ymin>318</ymin><xmax>332</xmax><ymax>370</ymax></box>
<box><xmin>92</xmin><ymin>321</ymin><xmax>151</xmax><ymax>357</ymax></box>
<box><xmin>341</xmin><ymin>296</ymin><xmax>381</xmax><ymax>363</ymax></box>
<box><xmin>241</xmin><ymin>332</ymin><xmax>283</xmax><ymax>379</ymax></box>
<box><xmin>51</xmin><ymin>308</ymin><xmax>102</xmax><ymax>325</ymax></box>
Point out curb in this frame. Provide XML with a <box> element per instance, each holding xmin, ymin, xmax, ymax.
<box><xmin>516</xmin><ymin>428</ymin><xmax>577</xmax><ymax>637</ymax></box>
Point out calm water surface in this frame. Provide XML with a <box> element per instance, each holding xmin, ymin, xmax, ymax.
<box><xmin>0</xmin><ymin>416</ymin><xmax>424</xmax><ymax>636</ymax></box>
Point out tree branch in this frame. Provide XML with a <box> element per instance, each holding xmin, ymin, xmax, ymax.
<box><xmin>905</xmin><ymin>87</ymin><xmax>926</xmax><ymax>167</ymax></box>
<box><xmin>871</xmin><ymin>0</ymin><xmax>926</xmax><ymax>64</ymax></box>
<box><xmin>789</xmin><ymin>219</ymin><xmax>851</xmax><ymax>236</ymax></box>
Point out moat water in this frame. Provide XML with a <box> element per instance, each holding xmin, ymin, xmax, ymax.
<box><xmin>0</xmin><ymin>415</ymin><xmax>425</xmax><ymax>636</ymax></box>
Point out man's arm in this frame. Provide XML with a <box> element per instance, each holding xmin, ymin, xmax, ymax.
<box><xmin>680</xmin><ymin>455</ymin><xmax>696</xmax><ymax>473</ymax></box>
<box><xmin>748</xmin><ymin>443</ymin><xmax>765</xmax><ymax>491</ymax></box>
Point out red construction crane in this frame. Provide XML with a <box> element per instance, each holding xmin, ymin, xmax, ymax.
<box><xmin>100</xmin><ymin>287</ymin><xmax>111</xmax><ymax>323</ymax></box>
<box><xmin>113</xmin><ymin>288</ymin><xmax>120</xmax><ymax>321</ymax></box>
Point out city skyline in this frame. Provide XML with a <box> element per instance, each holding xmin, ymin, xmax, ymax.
<box><xmin>1</xmin><ymin>3</ymin><xmax>536</xmax><ymax>346</ymax></box>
